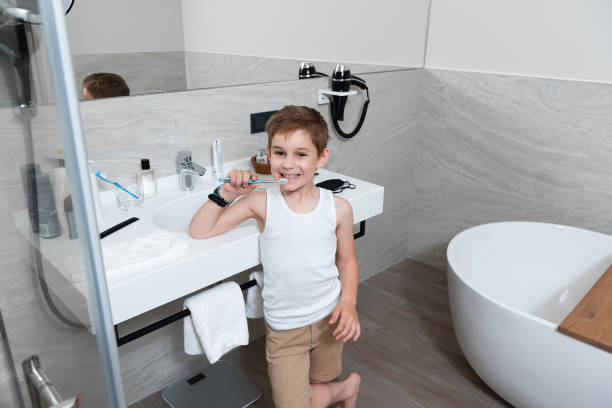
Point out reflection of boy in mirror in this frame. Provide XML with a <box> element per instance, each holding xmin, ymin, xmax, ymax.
<box><xmin>82</xmin><ymin>72</ymin><xmax>130</xmax><ymax>100</ymax></box>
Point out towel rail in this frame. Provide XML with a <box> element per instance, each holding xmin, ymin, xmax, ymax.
<box><xmin>116</xmin><ymin>279</ymin><xmax>257</xmax><ymax>346</ymax></box>
<box><xmin>114</xmin><ymin>221</ymin><xmax>366</xmax><ymax>347</ymax></box>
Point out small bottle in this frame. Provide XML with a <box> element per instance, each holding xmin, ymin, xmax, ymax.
<box><xmin>64</xmin><ymin>195</ymin><xmax>78</xmax><ymax>239</ymax></box>
<box><xmin>35</xmin><ymin>172</ymin><xmax>61</xmax><ymax>239</ymax></box>
<box><xmin>256</xmin><ymin>148</ymin><xmax>268</xmax><ymax>164</ymax></box>
<box><xmin>138</xmin><ymin>158</ymin><xmax>157</xmax><ymax>198</ymax></box>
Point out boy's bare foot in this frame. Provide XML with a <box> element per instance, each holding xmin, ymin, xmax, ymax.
<box><xmin>339</xmin><ymin>372</ymin><xmax>361</xmax><ymax>408</ymax></box>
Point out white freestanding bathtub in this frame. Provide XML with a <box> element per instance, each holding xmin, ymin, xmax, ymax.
<box><xmin>447</xmin><ymin>222</ymin><xmax>612</xmax><ymax>408</ymax></box>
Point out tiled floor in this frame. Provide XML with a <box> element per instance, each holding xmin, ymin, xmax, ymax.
<box><xmin>129</xmin><ymin>259</ymin><xmax>512</xmax><ymax>407</ymax></box>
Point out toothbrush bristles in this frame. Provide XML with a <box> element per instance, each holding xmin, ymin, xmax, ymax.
<box><xmin>278</xmin><ymin>178</ymin><xmax>287</xmax><ymax>185</ymax></box>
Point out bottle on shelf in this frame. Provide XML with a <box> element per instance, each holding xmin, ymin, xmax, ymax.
<box><xmin>138</xmin><ymin>158</ymin><xmax>157</xmax><ymax>198</ymax></box>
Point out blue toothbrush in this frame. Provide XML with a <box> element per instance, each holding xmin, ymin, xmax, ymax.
<box><xmin>219</xmin><ymin>177</ymin><xmax>287</xmax><ymax>185</ymax></box>
<box><xmin>95</xmin><ymin>171</ymin><xmax>140</xmax><ymax>199</ymax></box>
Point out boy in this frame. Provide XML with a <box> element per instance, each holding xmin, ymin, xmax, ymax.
<box><xmin>189</xmin><ymin>106</ymin><xmax>361</xmax><ymax>408</ymax></box>
<box><xmin>82</xmin><ymin>72</ymin><xmax>130</xmax><ymax>100</ymax></box>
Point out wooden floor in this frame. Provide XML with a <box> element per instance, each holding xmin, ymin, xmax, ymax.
<box><xmin>130</xmin><ymin>259</ymin><xmax>512</xmax><ymax>408</ymax></box>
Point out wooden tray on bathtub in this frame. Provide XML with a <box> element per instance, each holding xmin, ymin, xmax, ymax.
<box><xmin>557</xmin><ymin>264</ymin><xmax>612</xmax><ymax>353</ymax></box>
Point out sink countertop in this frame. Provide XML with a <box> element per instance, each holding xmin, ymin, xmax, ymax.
<box><xmin>14</xmin><ymin>158</ymin><xmax>384</xmax><ymax>324</ymax></box>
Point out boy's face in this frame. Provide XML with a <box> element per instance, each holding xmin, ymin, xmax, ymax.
<box><xmin>267</xmin><ymin>129</ymin><xmax>329</xmax><ymax>192</ymax></box>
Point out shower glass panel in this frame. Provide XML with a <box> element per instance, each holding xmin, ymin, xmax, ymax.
<box><xmin>0</xmin><ymin>0</ymin><xmax>124</xmax><ymax>407</ymax></box>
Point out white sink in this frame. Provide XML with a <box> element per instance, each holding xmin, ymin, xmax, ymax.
<box><xmin>90</xmin><ymin>159</ymin><xmax>383</xmax><ymax>324</ymax></box>
<box><xmin>152</xmin><ymin>192</ymin><xmax>209</xmax><ymax>233</ymax></box>
<box><xmin>152</xmin><ymin>192</ymin><xmax>256</xmax><ymax>233</ymax></box>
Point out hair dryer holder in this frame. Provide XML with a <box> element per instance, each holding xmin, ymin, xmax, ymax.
<box><xmin>317</xmin><ymin>89</ymin><xmax>358</xmax><ymax>105</ymax></box>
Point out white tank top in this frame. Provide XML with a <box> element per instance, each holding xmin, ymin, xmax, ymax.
<box><xmin>260</xmin><ymin>185</ymin><xmax>341</xmax><ymax>330</ymax></box>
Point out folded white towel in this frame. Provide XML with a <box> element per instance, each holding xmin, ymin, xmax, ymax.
<box><xmin>102</xmin><ymin>230</ymin><xmax>188</xmax><ymax>275</ymax></box>
<box><xmin>184</xmin><ymin>281</ymin><xmax>249</xmax><ymax>364</ymax></box>
<box><xmin>245</xmin><ymin>270</ymin><xmax>264</xmax><ymax>319</ymax></box>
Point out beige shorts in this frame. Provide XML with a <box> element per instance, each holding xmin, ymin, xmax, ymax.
<box><xmin>265</xmin><ymin>315</ymin><xmax>343</xmax><ymax>408</ymax></box>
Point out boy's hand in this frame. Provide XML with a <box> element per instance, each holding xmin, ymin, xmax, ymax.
<box><xmin>329</xmin><ymin>301</ymin><xmax>361</xmax><ymax>343</ymax></box>
<box><xmin>220</xmin><ymin>169</ymin><xmax>259</xmax><ymax>201</ymax></box>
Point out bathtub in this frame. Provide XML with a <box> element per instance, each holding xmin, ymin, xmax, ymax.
<box><xmin>447</xmin><ymin>222</ymin><xmax>612</xmax><ymax>408</ymax></box>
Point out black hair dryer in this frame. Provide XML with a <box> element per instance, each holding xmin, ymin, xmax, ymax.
<box><xmin>298</xmin><ymin>62</ymin><xmax>328</xmax><ymax>79</ymax></box>
<box><xmin>330</xmin><ymin>64</ymin><xmax>370</xmax><ymax>139</ymax></box>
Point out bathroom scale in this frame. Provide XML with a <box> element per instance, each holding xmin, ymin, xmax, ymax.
<box><xmin>162</xmin><ymin>360</ymin><xmax>261</xmax><ymax>408</ymax></box>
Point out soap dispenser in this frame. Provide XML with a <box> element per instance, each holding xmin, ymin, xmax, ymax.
<box><xmin>138</xmin><ymin>158</ymin><xmax>157</xmax><ymax>198</ymax></box>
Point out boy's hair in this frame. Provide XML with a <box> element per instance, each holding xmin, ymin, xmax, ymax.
<box><xmin>82</xmin><ymin>73</ymin><xmax>130</xmax><ymax>99</ymax></box>
<box><xmin>265</xmin><ymin>106</ymin><xmax>329</xmax><ymax>155</ymax></box>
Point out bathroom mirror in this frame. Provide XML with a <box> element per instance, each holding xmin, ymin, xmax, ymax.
<box><xmin>65</xmin><ymin>0</ymin><xmax>431</xmax><ymax>99</ymax></box>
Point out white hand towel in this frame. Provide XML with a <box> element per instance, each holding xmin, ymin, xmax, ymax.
<box><xmin>183</xmin><ymin>281</ymin><xmax>249</xmax><ymax>364</ymax></box>
<box><xmin>245</xmin><ymin>270</ymin><xmax>264</xmax><ymax>319</ymax></box>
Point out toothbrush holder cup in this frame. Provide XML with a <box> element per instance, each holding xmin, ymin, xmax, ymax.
<box><xmin>111</xmin><ymin>174</ymin><xmax>143</xmax><ymax>210</ymax></box>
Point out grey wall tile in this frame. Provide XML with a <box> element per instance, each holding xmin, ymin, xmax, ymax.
<box><xmin>409</xmin><ymin>69</ymin><xmax>612</xmax><ymax>269</ymax></box>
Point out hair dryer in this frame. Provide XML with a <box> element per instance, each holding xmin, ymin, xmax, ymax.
<box><xmin>330</xmin><ymin>64</ymin><xmax>370</xmax><ymax>139</ymax></box>
<box><xmin>298</xmin><ymin>62</ymin><xmax>328</xmax><ymax>79</ymax></box>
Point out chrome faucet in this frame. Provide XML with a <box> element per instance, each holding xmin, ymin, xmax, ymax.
<box><xmin>177</xmin><ymin>151</ymin><xmax>207</xmax><ymax>191</ymax></box>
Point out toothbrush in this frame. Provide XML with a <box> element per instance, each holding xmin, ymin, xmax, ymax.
<box><xmin>219</xmin><ymin>177</ymin><xmax>287</xmax><ymax>185</ymax></box>
<box><xmin>95</xmin><ymin>171</ymin><xmax>140</xmax><ymax>199</ymax></box>
<box><xmin>212</xmin><ymin>139</ymin><xmax>223</xmax><ymax>181</ymax></box>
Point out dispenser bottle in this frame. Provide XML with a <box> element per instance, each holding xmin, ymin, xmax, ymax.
<box><xmin>35</xmin><ymin>172</ymin><xmax>61</xmax><ymax>239</ymax></box>
<box><xmin>138</xmin><ymin>158</ymin><xmax>157</xmax><ymax>198</ymax></box>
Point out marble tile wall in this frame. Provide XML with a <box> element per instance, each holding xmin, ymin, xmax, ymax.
<box><xmin>409</xmin><ymin>69</ymin><xmax>612</xmax><ymax>270</ymax></box>
<box><xmin>77</xmin><ymin>68</ymin><xmax>422</xmax><ymax>403</ymax></box>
